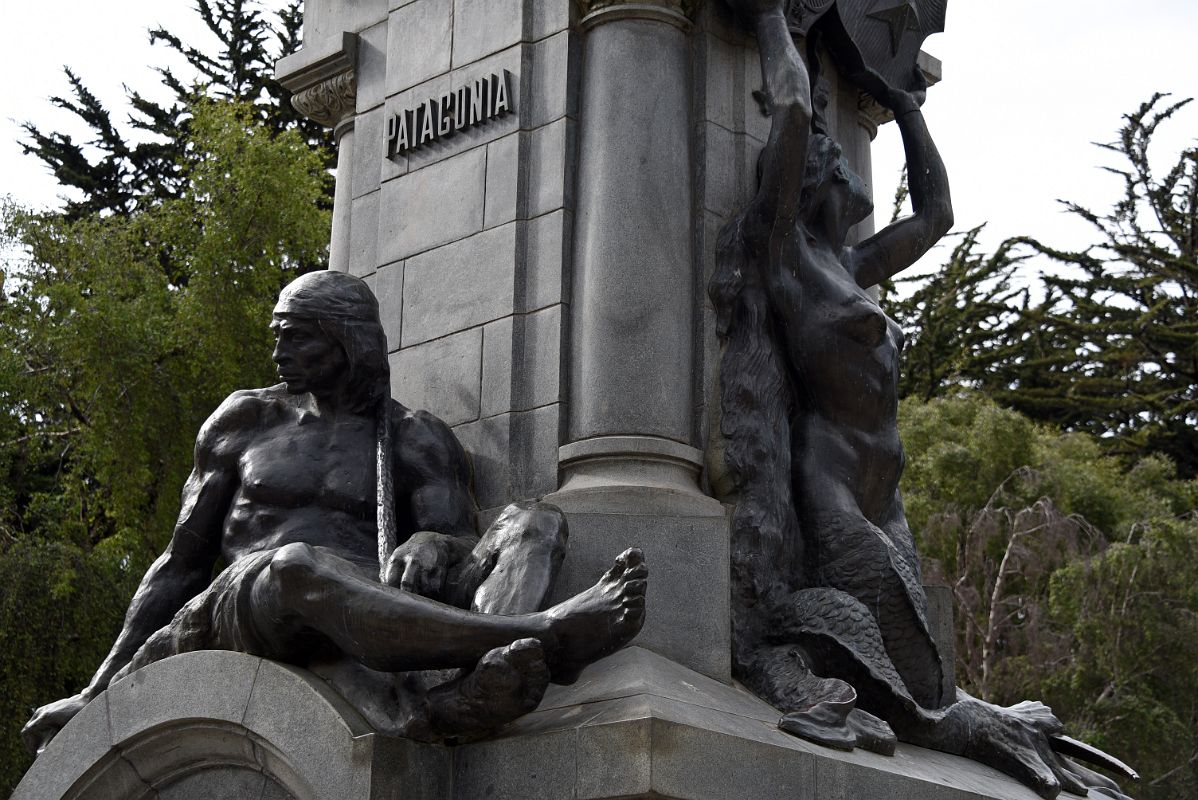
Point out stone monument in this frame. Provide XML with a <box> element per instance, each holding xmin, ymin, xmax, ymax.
<box><xmin>14</xmin><ymin>0</ymin><xmax>1138</xmax><ymax>798</ymax></box>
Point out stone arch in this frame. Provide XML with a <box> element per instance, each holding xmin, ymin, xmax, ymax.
<box><xmin>13</xmin><ymin>651</ymin><xmax>384</xmax><ymax>800</ymax></box>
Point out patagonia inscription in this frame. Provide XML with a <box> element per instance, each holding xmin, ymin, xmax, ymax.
<box><xmin>385</xmin><ymin>69</ymin><xmax>514</xmax><ymax>158</ymax></box>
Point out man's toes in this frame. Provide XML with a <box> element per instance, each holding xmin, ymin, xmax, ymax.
<box><xmin>624</xmin><ymin>563</ymin><xmax>648</xmax><ymax>581</ymax></box>
<box><xmin>505</xmin><ymin>638</ymin><xmax>545</xmax><ymax>664</ymax></box>
<box><xmin>623</xmin><ymin>578</ymin><xmax>647</xmax><ymax>597</ymax></box>
<box><xmin>618</xmin><ymin>548</ymin><xmax>644</xmax><ymax>570</ymax></box>
<box><xmin>619</xmin><ymin>606</ymin><xmax>646</xmax><ymax>630</ymax></box>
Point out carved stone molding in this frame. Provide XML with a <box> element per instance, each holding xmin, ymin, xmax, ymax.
<box><xmin>291</xmin><ymin>69</ymin><xmax>358</xmax><ymax>130</ymax></box>
<box><xmin>577</xmin><ymin>0</ymin><xmax>694</xmax><ymax>30</ymax></box>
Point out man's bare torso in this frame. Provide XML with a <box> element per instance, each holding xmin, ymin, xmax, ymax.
<box><xmin>218</xmin><ymin>385</ymin><xmax>386</xmax><ymax>567</ymax></box>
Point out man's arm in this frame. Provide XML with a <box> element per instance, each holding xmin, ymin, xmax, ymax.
<box><xmin>384</xmin><ymin>407</ymin><xmax>479</xmax><ymax>598</ymax></box>
<box><xmin>21</xmin><ymin>393</ymin><xmax>251</xmax><ymax>754</ymax></box>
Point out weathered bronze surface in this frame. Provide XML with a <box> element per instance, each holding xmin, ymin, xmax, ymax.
<box><xmin>712</xmin><ymin>2</ymin><xmax>1135</xmax><ymax>797</ymax></box>
<box><xmin>22</xmin><ymin>271</ymin><xmax>647</xmax><ymax>753</ymax></box>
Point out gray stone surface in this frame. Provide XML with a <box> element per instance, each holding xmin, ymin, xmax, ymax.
<box><xmin>11</xmin><ymin>692</ymin><xmax>114</xmax><ymax>800</ymax></box>
<box><xmin>544</xmin><ymin>496</ymin><xmax>731</xmax><ymax>682</ymax></box>
<box><xmin>373</xmin><ymin>258</ymin><xmax>404</xmax><ymax>349</ymax></box>
<box><xmin>351</xmin><ymin>106</ymin><xmax>384</xmax><ymax>200</ymax></box>
<box><xmin>15</xmin><ymin>641</ymin><xmax>1087</xmax><ymax>800</ymax></box>
<box><xmin>241</xmin><ymin>661</ymin><xmax>374</xmax><ymax>800</ymax></box>
<box><xmin>453</xmin><ymin>404</ymin><xmax>562</xmax><ymax>509</ymax></box>
<box><xmin>302</xmin><ymin>0</ymin><xmax>386</xmax><ymax>45</ymax></box>
<box><xmin>703</xmin><ymin>120</ymin><xmax>739</xmax><ymax>217</ymax></box>
<box><xmin>483</xmin><ymin>132</ymin><xmax>520</xmax><ymax>229</ymax></box>
<box><xmin>379</xmin><ymin>145</ymin><xmax>486</xmax><ymax>263</ymax></box>
<box><xmin>524</xmin><ymin>210</ymin><xmax>571</xmax><ymax>311</ymax></box>
<box><xmin>703</xmin><ymin>32</ymin><xmax>738</xmax><ymax>133</ymax></box>
<box><xmin>330</xmin><ymin>125</ymin><xmax>356</xmax><ymax>273</ymax></box>
<box><xmin>400</xmin><ymin>222</ymin><xmax>517</xmax><ymax>346</ymax></box>
<box><xmin>157</xmin><ymin>768</ymin><xmax>275</xmax><ymax>800</ymax></box>
<box><xmin>12</xmin><ymin>652</ymin><xmax>397</xmax><ymax>800</ymax></box>
<box><xmin>528</xmin><ymin>31</ymin><xmax>579</xmax><ymax>130</ymax></box>
<box><xmin>404</xmin><ymin>45</ymin><xmax>523</xmax><ymax>175</ymax></box>
<box><xmin>526</xmin><ymin>117</ymin><xmax>574</xmax><ymax>219</ymax></box>
<box><xmin>530</xmin><ymin>0</ymin><xmax>573</xmax><ymax>42</ymax></box>
<box><xmin>390</xmin><ymin>328</ymin><xmax>483</xmax><ymax>426</ymax></box>
<box><xmin>451</xmin><ymin>0</ymin><xmax>522</xmax><ymax>68</ymax></box>
<box><xmin>568</xmin><ymin>18</ymin><xmax>694</xmax><ymax>445</ymax></box>
<box><xmin>386</xmin><ymin>0</ymin><xmax>452</xmax><ymax>96</ymax></box>
<box><xmin>481</xmin><ymin>305</ymin><xmax>563</xmax><ymax>417</ymax></box>
<box><xmin>349</xmin><ymin>189</ymin><xmax>380</xmax><ymax>277</ymax></box>
<box><xmin>106</xmin><ymin>650</ymin><xmax>258</xmax><ymax>743</ymax></box>
<box><xmin>355</xmin><ymin>21</ymin><xmax>389</xmax><ymax>114</ymax></box>
<box><xmin>452</xmin><ymin>730</ymin><xmax>578</xmax><ymax>799</ymax></box>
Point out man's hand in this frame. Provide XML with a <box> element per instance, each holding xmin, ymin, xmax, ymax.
<box><xmin>384</xmin><ymin>531</ymin><xmax>472</xmax><ymax>599</ymax></box>
<box><xmin>21</xmin><ymin>691</ymin><xmax>93</xmax><ymax>756</ymax></box>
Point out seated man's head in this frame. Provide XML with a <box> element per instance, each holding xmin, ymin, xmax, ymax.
<box><xmin>271</xmin><ymin>271</ymin><xmax>390</xmax><ymax>413</ymax></box>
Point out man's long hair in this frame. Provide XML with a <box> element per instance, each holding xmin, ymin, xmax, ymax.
<box><xmin>274</xmin><ymin>271</ymin><xmax>396</xmax><ymax>578</ymax></box>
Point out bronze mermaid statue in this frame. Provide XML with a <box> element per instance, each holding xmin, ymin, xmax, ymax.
<box><xmin>710</xmin><ymin>1</ymin><xmax>1136</xmax><ymax>797</ymax></box>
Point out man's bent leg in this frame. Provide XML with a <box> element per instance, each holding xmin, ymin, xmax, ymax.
<box><xmin>251</xmin><ymin>542</ymin><xmax>646</xmax><ymax>679</ymax></box>
<box><xmin>424</xmin><ymin>501</ymin><xmax>567</xmax><ymax>736</ymax></box>
<box><xmin>251</xmin><ymin>543</ymin><xmax>548</xmax><ymax>672</ymax></box>
<box><xmin>453</xmin><ymin>500</ymin><xmax>568</xmax><ymax>614</ymax></box>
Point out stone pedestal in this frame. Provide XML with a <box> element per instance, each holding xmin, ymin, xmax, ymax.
<box><xmin>14</xmin><ymin>650</ymin><xmax>1069</xmax><ymax>800</ymax></box>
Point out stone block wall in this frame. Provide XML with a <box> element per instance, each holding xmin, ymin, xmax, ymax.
<box><xmin>280</xmin><ymin>1</ymin><xmax>888</xmax><ymax>516</ymax></box>
<box><xmin>310</xmin><ymin>0</ymin><xmax>582</xmax><ymax>510</ymax></box>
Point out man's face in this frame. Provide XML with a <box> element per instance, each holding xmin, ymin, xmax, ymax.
<box><xmin>270</xmin><ymin>315</ymin><xmax>349</xmax><ymax>396</ymax></box>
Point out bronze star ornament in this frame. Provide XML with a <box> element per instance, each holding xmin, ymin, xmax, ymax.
<box><xmin>807</xmin><ymin>0</ymin><xmax>947</xmax><ymax>95</ymax></box>
<box><xmin>867</xmin><ymin>0</ymin><xmax>923</xmax><ymax>54</ymax></box>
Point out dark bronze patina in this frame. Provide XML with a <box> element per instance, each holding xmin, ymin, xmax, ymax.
<box><xmin>22</xmin><ymin>271</ymin><xmax>647</xmax><ymax>753</ymax></box>
<box><xmin>712</xmin><ymin>1</ymin><xmax>1136</xmax><ymax>797</ymax></box>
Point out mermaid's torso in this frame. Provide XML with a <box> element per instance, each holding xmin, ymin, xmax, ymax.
<box><xmin>764</xmin><ymin>226</ymin><xmax>906</xmax><ymax>522</ymax></box>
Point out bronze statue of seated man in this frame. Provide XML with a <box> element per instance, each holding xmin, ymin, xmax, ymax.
<box><xmin>22</xmin><ymin>270</ymin><xmax>647</xmax><ymax>753</ymax></box>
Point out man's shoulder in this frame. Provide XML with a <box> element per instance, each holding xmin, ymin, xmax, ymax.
<box><xmin>196</xmin><ymin>386</ymin><xmax>290</xmax><ymax>454</ymax></box>
<box><xmin>390</xmin><ymin>402</ymin><xmax>468</xmax><ymax>470</ymax></box>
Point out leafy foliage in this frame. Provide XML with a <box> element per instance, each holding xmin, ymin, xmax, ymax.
<box><xmin>0</xmin><ymin>100</ymin><xmax>330</xmax><ymax>793</ymax></box>
<box><xmin>19</xmin><ymin>0</ymin><xmax>330</xmax><ymax>220</ymax></box>
<box><xmin>891</xmin><ymin>95</ymin><xmax>1198</xmax><ymax>477</ymax></box>
<box><xmin>900</xmin><ymin>394</ymin><xmax>1198</xmax><ymax>799</ymax></box>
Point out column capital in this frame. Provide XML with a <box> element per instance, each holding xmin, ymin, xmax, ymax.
<box><xmin>577</xmin><ymin>0</ymin><xmax>694</xmax><ymax>31</ymax></box>
<box><xmin>291</xmin><ymin>70</ymin><xmax>358</xmax><ymax>131</ymax></box>
<box><xmin>275</xmin><ymin>30</ymin><xmax>359</xmax><ymax>130</ymax></box>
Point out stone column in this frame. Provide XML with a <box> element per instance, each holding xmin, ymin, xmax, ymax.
<box><xmin>278</xmin><ymin>33</ymin><xmax>359</xmax><ymax>272</ymax></box>
<box><xmin>548</xmin><ymin>0</ymin><xmax>729</xmax><ymax>684</ymax></box>
<box><xmin>561</xmin><ymin>0</ymin><xmax>708</xmax><ymax>501</ymax></box>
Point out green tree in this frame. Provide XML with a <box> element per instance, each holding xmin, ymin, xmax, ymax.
<box><xmin>20</xmin><ymin>0</ymin><xmax>329</xmax><ymax>220</ymax></box>
<box><xmin>1010</xmin><ymin>95</ymin><xmax>1198</xmax><ymax>476</ymax></box>
<box><xmin>0</xmin><ymin>100</ymin><xmax>330</xmax><ymax>793</ymax></box>
<box><xmin>891</xmin><ymin>96</ymin><xmax>1198</xmax><ymax>477</ymax></box>
<box><xmin>899</xmin><ymin>394</ymin><xmax>1198</xmax><ymax>799</ymax></box>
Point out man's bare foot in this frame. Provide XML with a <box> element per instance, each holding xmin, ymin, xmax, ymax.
<box><xmin>540</xmin><ymin>548</ymin><xmax>647</xmax><ymax>684</ymax></box>
<box><xmin>426</xmin><ymin>638</ymin><xmax>550</xmax><ymax>739</ymax></box>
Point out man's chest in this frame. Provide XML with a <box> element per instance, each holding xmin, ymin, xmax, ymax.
<box><xmin>238</xmin><ymin>418</ymin><xmax>378</xmax><ymax>513</ymax></box>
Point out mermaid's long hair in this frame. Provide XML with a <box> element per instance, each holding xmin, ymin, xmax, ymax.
<box><xmin>709</xmin><ymin>214</ymin><xmax>802</xmax><ymax>662</ymax></box>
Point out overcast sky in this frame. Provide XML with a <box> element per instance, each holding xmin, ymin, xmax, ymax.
<box><xmin>2</xmin><ymin>1</ymin><xmax>1196</xmax><ymax>268</ymax></box>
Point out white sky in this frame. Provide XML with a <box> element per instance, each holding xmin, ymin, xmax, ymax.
<box><xmin>1</xmin><ymin>1</ymin><xmax>1196</xmax><ymax>265</ymax></box>
<box><xmin>871</xmin><ymin>0</ymin><xmax>1198</xmax><ymax>273</ymax></box>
